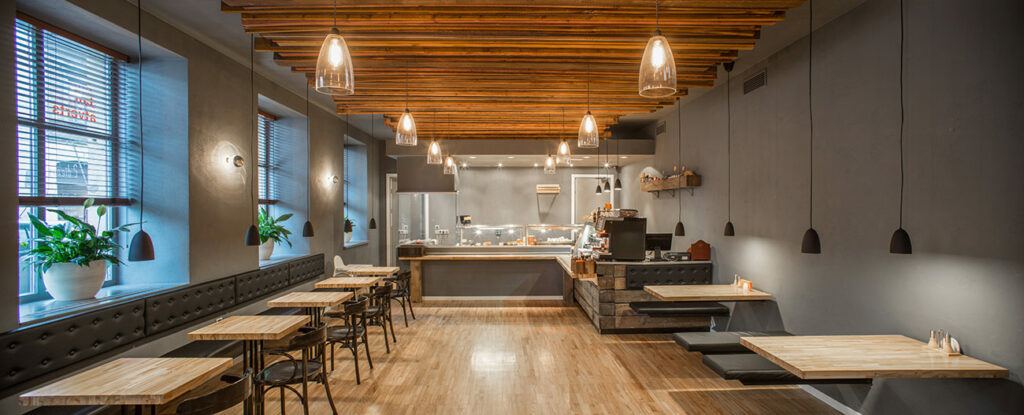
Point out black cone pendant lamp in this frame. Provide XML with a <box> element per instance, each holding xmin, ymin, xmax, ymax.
<box><xmin>595</xmin><ymin>139</ymin><xmax>603</xmax><ymax>195</ymax></box>
<box><xmin>674</xmin><ymin>99</ymin><xmax>685</xmax><ymax>236</ymax></box>
<box><xmin>613</xmin><ymin>137</ymin><xmax>622</xmax><ymax>190</ymax></box>
<box><xmin>244</xmin><ymin>34</ymin><xmax>260</xmax><ymax>247</ymax></box>
<box><xmin>301</xmin><ymin>81</ymin><xmax>314</xmax><ymax>237</ymax></box>
<box><xmin>368</xmin><ymin>114</ymin><xmax>378</xmax><ymax>230</ymax></box>
<box><xmin>722</xmin><ymin>62</ymin><xmax>735</xmax><ymax>237</ymax></box>
<box><xmin>129</xmin><ymin>0</ymin><xmax>154</xmax><ymax>261</ymax></box>
<box><xmin>889</xmin><ymin>0</ymin><xmax>912</xmax><ymax>254</ymax></box>
<box><xmin>801</xmin><ymin>0</ymin><xmax>821</xmax><ymax>254</ymax></box>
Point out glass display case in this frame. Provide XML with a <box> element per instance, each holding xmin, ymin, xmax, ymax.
<box><xmin>525</xmin><ymin>224</ymin><xmax>583</xmax><ymax>246</ymax></box>
<box><xmin>458</xmin><ymin>224</ymin><xmax>526</xmax><ymax>246</ymax></box>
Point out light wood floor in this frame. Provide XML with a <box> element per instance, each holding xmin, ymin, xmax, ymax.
<box><xmin>221</xmin><ymin>306</ymin><xmax>838</xmax><ymax>415</ymax></box>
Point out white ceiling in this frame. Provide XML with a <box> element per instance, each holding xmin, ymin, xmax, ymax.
<box><xmin>138</xmin><ymin>0</ymin><xmax>867</xmax><ymax>140</ymax></box>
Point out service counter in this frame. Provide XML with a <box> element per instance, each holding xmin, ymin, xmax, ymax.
<box><xmin>400</xmin><ymin>246</ymin><xmax>575</xmax><ymax>304</ymax></box>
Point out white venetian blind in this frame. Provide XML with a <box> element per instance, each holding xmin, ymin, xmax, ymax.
<box><xmin>257</xmin><ymin>111</ymin><xmax>282</xmax><ymax>203</ymax></box>
<box><xmin>15</xmin><ymin>16</ymin><xmax>136</xmax><ymax>206</ymax></box>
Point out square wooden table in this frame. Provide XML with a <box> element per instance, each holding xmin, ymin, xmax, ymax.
<box><xmin>20</xmin><ymin>357</ymin><xmax>232</xmax><ymax>412</ymax></box>
<box><xmin>644</xmin><ymin>284</ymin><xmax>774</xmax><ymax>301</ymax></box>
<box><xmin>267</xmin><ymin>291</ymin><xmax>352</xmax><ymax>327</ymax></box>
<box><xmin>335</xmin><ymin>266</ymin><xmax>399</xmax><ymax>277</ymax></box>
<box><xmin>740</xmin><ymin>335</ymin><xmax>1009</xmax><ymax>379</ymax></box>
<box><xmin>188</xmin><ymin>315</ymin><xmax>308</xmax><ymax>414</ymax></box>
<box><xmin>315</xmin><ymin>276</ymin><xmax>384</xmax><ymax>290</ymax></box>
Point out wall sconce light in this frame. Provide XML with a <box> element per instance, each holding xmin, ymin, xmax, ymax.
<box><xmin>331</xmin><ymin>175</ymin><xmax>340</xmax><ymax>184</ymax></box>
<box><xmin>226</xmin><ymin>155</ymin><xmax>244</xmax><ymax>167</ymax></box>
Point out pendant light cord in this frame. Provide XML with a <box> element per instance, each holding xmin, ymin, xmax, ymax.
<box><xmin>807</xmin><ymin>0</ymin><xmax>815</xmax><ymax>228</ymax></box>
<box><xmin>726</xmin><ymin>65</ymin><xmax>732</xmax><ymax>222</ymax></box>
<box><xmin>250</xmin><ymin>34</ymin><xmax>256</xmax><ymax>223</ymax></box>
<box><xmin>655</xmin><ymin>0</ymin><xmax>661</xmax><ymax>32</ymax></box>
<box><xmin>137</xmin><ymin>0</ymin><xmax>145</xmax><ymax>229</ymax></box>
<box><xmin>333</xmin><ymin>0</ymin><xmax>337</xmax><ymax>28</ymax></box>
<box><xmin>898</xmin><ymin>0</ymin><xmax>905</xmax><ymax>228</ymax></box>
<box><xmin>305</xmin><ymin>81</ymin><xmax>311</xmax><ymax>217</ymax></box>
<box><xmin>677</xmin><ymin>100</ymin><xmax>683</xmax><ymax>222</ymax></box>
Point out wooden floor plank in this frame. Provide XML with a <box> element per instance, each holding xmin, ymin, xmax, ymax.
<box><xmin>212</xmin><ymin>306</ymin><xmax>837</xmax><ymax>414</ymax></box>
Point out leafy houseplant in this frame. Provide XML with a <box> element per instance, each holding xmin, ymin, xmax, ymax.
<box><xmin>343</xmin><ymin>218</ymin><xmax>355</xmax><ymax>244</ymax></box>
<box><xmin>258</xmin><ymin>207</ymin><xmax>292</xmax><ymax>260</ymax></box>
<box><xmin>21</xmin><ymin>199</ymin><xmax>132</xmax><ymax>300</ymax></box>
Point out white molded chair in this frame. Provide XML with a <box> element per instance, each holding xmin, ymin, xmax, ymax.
<box><xmin>333</xmin><ymin>255</ymin><xmax>372</xmax><ymax>276</ymax></box>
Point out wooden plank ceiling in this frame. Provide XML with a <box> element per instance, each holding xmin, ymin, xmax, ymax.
<box><xmin>223</xmin><ymin>0</ymin><xmax>803</xmax><ymax>140</ymax></box>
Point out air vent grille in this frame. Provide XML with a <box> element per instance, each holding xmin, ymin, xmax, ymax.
<box><xmin>743</xmin><ymin>69</ymin><xmax>767</xmax><ymax>94</ymax></box>
<box><xmin>655</xmin><ymin>121</ymin><xmax>667</xmax><ymax>135</ymax></box>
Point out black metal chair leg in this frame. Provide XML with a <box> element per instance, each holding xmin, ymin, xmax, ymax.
<box><xmin>363</xmin><ymin>327</ymin><xmax>373</xmax><ymax>369</ymax></box>
<box><xmin>320</xmin><ymin>357</ymin><xmax>339</xmax><ymax>414</ymax></box>
<box><xmin>351</xmin><ymin>342</ymin><xmax>361</xmax><ymax>385</ymax></box>
<box><xmin>381</xmin><ymin>317</ymin><xmax>391</xmax><ymax>353</ymax></box>
<box><xmin>388</xmin><ymin>311</ymin><xmax>398</xmax><ymax>343</ymax></box>
<box><xmin>399</xmin><ymin>299</ymin><xmax>409</xmax><ymax>327</ymax></box>
<box><xmin>407</xmin><ymin>294</ymin><xmax>416</xmax><ymax>320</ymax></box>
<box><xmin>280</xmin><ymin>386</ymin><xmax>286</xmax><ymax>415</ymax></box>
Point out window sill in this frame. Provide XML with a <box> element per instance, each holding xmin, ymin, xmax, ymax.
<box><xmin>259</xmin><ymin>254</ymin><xmax>305</xmax><ymax>268</ymax></box>
<box><xmin>344</xmin><ymin>240</ymin><xmax>369</xmax><ymax>249</ymax></box>
<box><xmin>19</xmin><ymin>282</ymin><xmax>185</xmax><ymax>325</ymax></box>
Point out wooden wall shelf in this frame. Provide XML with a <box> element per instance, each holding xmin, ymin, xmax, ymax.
<box><xmin>641</xmin><ymin>175</ymin><xmax>701</xmax><ymax>197</ymax></box>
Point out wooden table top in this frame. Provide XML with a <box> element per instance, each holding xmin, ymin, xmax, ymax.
<box><xmin>315</xmin><ymin>276</ymin><xmax>383</xmax><ymax>289</ymax></box>
<box><xmin>338</xmin><ymin>266</ymin><xmax>399</xmax><ymax>276</ymax></box>
<box><xmin>187</xmin><ymin>315</ymin><xmax>309</xmax><ymax>341</ymax></box>
<box><xmin>19</xmin><ymin>357</ymin><xmax>232</xmax><ymax>406</ymax></box>
<box><xmin>740</xmin><ymin>335</ymin><xmax>1009</xmax><ymax>379</ymax></box>
<box><xmin>644</xmin><ymin>284</ymin><xmax>774</xmax><ymax>301</ymax></box>
<box><xmin>267</xmin><ymin>291</ymin><xmax>353</xmax><ymax>308</ymax></box>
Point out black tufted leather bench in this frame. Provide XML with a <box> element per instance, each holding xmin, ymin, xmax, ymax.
<box><xmin>237</xmin><ymin>266</ymin><xmax>291</xmax><ymax>303</ymax></box>
<box><xmin>625</xmin><ymin>263</ymin><xmax>712</xmax><ymax>290</ymax></box>
<box><xmin>0</xmin><ymin>300</ymin><xmax>146</xmax><ymax>394</ymax></box>
<box><xmin>629</xmin><ymin>301</ymin><xmax>730</xmax><ymax>317</ymax></box>
<box><xmin>673</xmin><ymin>331</ymin><xmax>792</xmax><ymax>354</ymax></box>
<box><xmin>146</xmin><ymin>279</ymin><xmax>236</xmax><ymax>336</ymax></box>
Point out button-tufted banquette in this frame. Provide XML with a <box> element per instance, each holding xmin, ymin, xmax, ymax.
<box><xmin>0</xmin><ymin>300</ymin><xmax>146</xmax><ymax>394</ymax></box>
<box><xmin>289</xmin><ymin>255</ymin><xmax>326</xmax><ymax>284</ymax></box>
<box><xmin>236</xmin><ymin>265</ymin><xmax>291</xmax><ymax>303</ymax></box>
<box><xmin>0</xmin><ymin>253</ymin><xmax>325</xmax><ymax>398</ymax></box>
<box><xmin>625</xmin><ymin>263</ymin><xmax>713</xmax><ymax>290</ymax></box>
<box><xmin>146</xmin><ymin>278</ymin><xmax>237</xmax><ymax>336</ymax></box>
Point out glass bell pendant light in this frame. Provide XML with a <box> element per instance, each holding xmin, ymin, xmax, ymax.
<box><xmin>395</xmin><ymin>109</ymin><xmax>417</xmax><ymax>146</ymax></box>
<box><xmin>544</xmin><ymin>154</ymin><xmax>557</xmax><ymax>174</ymax></box>
<box><xmin>314</xmin><ymin>29</ymin><xmax>354</xmax><ymax>95</ymax></box>
<box><xmin>639</xmin><ymin>0</ymin><xmax>677</xmax><ymax>98</ymax></box>
<box><xmin>314</xmin><ymin>0</ymin><xmax>353</xmax><ymax>95</ymax></box>
<box><xmin>129</xmin><ymin>0</ymin><xmax>154</xmax><ymax>261</ymax></box>
<box><xmin>427</xmin><ymin>140</ymin><xmax>443</xmax><ymax>165</ymax></box>
<box><xmin>557</xmin><ymin>140</ymin><xmax>571</xmax><ymax>162</ymax></box>
<box><xmin>578</xmin><ymin>112</ymin><xmax>599</xmax><ymax>148</ymax></box>
<box><xmin>443</xmin><ymin>155</ymin><xmax>456</xmax><ymax>175</ymax></box>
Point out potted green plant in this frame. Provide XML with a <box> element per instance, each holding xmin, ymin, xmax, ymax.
<box><xmin>258</xmin><ymin>207</ymin><xmax>293</xmax><ymax>260</ymax></box>
<box><xmin>343</xmin><ymin>217</ymin><xmax>355</xmax><ymax>244</ymax></box>
<box><xmin>21</xmin><ymin>199</ymin><xmax>132</xmax><ymax>301</ymax></box>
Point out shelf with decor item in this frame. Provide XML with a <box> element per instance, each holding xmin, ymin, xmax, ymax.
<box><xmin>641</xmin><ymin>173</ymin><xmax>702</xmax><ymax>197</ymax></box>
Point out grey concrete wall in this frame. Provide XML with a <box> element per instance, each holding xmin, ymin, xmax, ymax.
<box><xmin>625</xmin><ymin>0</ymin><xmax>1024</xmax><ymax>411</ymax></box>
<box><xmin>0</xmin><ymin>2</ymin><xmax>19</xmax><ymax>331</ymax></box>
<box><xmin>454</xmin><ymin>167</ymin><xmax>622</xmax><ymax>226</ymax></box>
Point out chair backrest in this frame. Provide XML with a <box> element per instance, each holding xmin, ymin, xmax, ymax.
<box><xmin>175</xmin><ymin>370</ymin><xmax>252</xmax><ymax>415</ymax></box>
<box><xmin>395</xmin><ymin>271</ymin><xmax>411</xmax><ymax>290</ymax></box>
<box><xmin>333</xmin><ymin>255</ymin><xmax>346</xmax><ymax>271</ymax></box>
<box><xmin>344</xmin><ymin>297</ymin><xmax>368</xmax><ymax>315</ymax></box>
<box><xmin>284</xmin><ymin>325</ymin><xmax>327</xmax><ymax>351</ymax></box>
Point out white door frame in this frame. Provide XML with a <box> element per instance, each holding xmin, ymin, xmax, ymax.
<box><xmin>385</xmin><ymin>173</ymin><xmax>397</xmax><ymax>266</ymax></box>
<box><xmin>570</xmin><ymin>173</ymin><xmax>616</xmax><ymax>225</ymax></box>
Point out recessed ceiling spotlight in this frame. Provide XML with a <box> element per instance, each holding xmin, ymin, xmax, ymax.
<box><xmin>604</xmin><ymin>162</ymin><xmax>610</xmax><ymax>168</ymax></box>
<box><xmin>583</xmin><ymin>156</ymin><xmax>590</xmax><ymax>159</ymax></box>
<box><xmin>621</xmin><ymin>156</ymin><xmax>628</xmax><ymax>159</ymax></box>
<box><xmin>498</xmin><ymin>162</ymin><xmax>503</xmax><ymax>167</ymax></box>
<box><xmin>470</xmin><ymin>156</ymin><xmax>477</xmax><ymax>159</ymax></box>
<box><xmin>461</xmin><ymin>162</ymin><xmax>468</xmax><ymax>168</ymax></box>
<box><xmin>533</xmin><ymin>163</ymin><xmax>539</xmax><ymax>167</ymax></box>
<box><xmin>507</xmin><ymin>156</ymin><xmax>515</xmax><ymax>159</ymax></box>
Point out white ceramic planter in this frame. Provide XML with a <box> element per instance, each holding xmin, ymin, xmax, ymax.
<box><xmin>259</xmin><ymin>239</ymin><xmax>275</xmax><ymax>260</ymax></box>
<box><xmin>42</xmin><ymin>261</ymin><xmax>107</xmax><ymax>301</ymax></box>
<box><xmin>344</xmin><ymin>232</ymin><xmax>353</xmax><ymax>244</ymax></box>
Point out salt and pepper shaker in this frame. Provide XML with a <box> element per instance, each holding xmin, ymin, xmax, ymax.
<box><xmin>942</xmin><ymin>333</ymin><xmax>955</xmax><ymax>354</ymax></box>
<box><xmin>927</xmin><ymin>330</ymin><xmax>938</xmax><ymax>348</ymax></box>
<box><xmin>733</xmin><ymin>274</ymin><xmax>740</xmax><ymax>287</ymax></box>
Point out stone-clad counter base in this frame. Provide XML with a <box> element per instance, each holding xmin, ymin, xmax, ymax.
<box><xmin>575</xmin><ymin>261</ymin><xmax>714</xmax><ymax>334</ymax></box>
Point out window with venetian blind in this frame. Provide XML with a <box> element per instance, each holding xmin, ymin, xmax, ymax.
<box><xmin>257</xmin><ymin>111</ymin><xmax>281</xmax><ymax>205</ymax></box>
<box><xmin>15</xmin><ymin>15</ymin><xmax>135</xmax><ymax>299</ymax></box>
